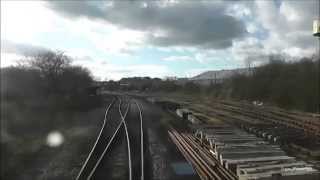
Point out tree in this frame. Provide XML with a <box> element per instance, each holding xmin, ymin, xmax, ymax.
<box><xmin>25</xmin><ymin>51</ymin><xmax>71</xmax><ymax>95</ymax></box>
<box><xmin>1</xmin><ymin>67</ymin><xmax>43</xmax><ymax>99</ymax></box>
<box><xmin>227</xmin><ymin>55</ymin><xmax>319</xmax><ymax>112</ymax></box>
<box><xmin>184</xmin><ymin>81</ymin><xmax>200</xmax><ymax>93</ymax></box>
<box><xmin>28</xmin><ymin>51</ymin><xmax>71</xmax><ymax>77</ymax></box>
<box><xmin>59</xmin><ymin>66</ymin><xmax>93</xmax><ymax>95</ymax></box>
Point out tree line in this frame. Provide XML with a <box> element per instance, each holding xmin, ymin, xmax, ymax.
<box><xmin>10</xmin><ymin>51</ymin><xmax>316</xmax><ymax>112</ymax></box>
<box><xmin>102</xmin><ymin>55</ymin><xmax>319</xmax><ymax>113</ymax></box>
<box><xmin>1</xmin><ymin>51</ymin><xmax>98</xmax><ymax>110</ymax></box>
<box><xmin>227</xmin><ymin>56</ymin><xmax>319</xmax><ymax>112</ymax></box>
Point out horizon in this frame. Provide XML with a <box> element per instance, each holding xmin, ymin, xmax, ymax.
<box><xmin>1</xmin><ymin>0</ymin><xmax>319</xmax><ymax>80</ymax></box>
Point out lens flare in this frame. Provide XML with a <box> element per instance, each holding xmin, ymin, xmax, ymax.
<box><xmin>46</xmin><ymin>131</ymin><xmax>64</xmax><ymax>147</ymax></box>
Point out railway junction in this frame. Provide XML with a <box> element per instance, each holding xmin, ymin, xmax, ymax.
<box><xmin>75</xmin><ymin>95</ymin><xmax>320</xmax><ymax>180</ymax></box>
<box><xmin>149</xmin><ymin>97</ymin><xmax>320</xmax><ymax>180</ymax></box>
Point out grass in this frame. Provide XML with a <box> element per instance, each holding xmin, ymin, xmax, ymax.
<box><xmin>1</xmin><ymin>95</ymin><xmax>110</xmax><ymax>179</ymax></box>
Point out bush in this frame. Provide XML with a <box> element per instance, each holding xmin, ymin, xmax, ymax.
<box><xmin>1</xmin><ymin>67</ymin><xmax>43</xmax><ymax>100</ymax></box>
<box><xmin>229</xmin><ymin>57</ymin><xmax>319</xmax><ymax>112</ymax></box>
<box><xmin>1</xmin><ymin>51</ymin><xmax>96</xmax><ymax>110</ymax></box>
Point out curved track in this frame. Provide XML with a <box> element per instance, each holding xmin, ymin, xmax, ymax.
<box><xmin>124</xmin><ymin>100</ymin><xmax>144</xmax><ymax>180</ymax></box>
<box><xmin>76</xmin><ymin>96</ymin><xmax>144</xmax><ymax>180</ymax></box>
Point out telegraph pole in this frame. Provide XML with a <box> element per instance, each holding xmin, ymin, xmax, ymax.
<box><xmin>313</xmin><ymin>20</ymin><xmax>320</xmax><ymax>113</ymax></box>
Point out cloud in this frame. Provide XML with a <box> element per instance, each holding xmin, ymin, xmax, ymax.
<box><xmin>2</xmin><ymin>0</ymin><xmax>319</xmax><ymax>79</ymax></box>
<box><xmin>163</xmin><ymin>55</ymin><xmax>193</xmax><ymax>62</ymax></box>
<box><xmin>184</xmin><ymin>67</ymin><xmax>213</xmax><ymax>78</ymax></box>
<box><xmin>0</xmin><ymin>40</ymin><xmax>172</xmax><ymax>80</ymax></box>
<box><xmin>1</xmin><ymin>53</ymin><xmax>23</xmax><ymax>67</ymax></box>
<box><xmin>44</xmin><ymin>1</ymin><xmax>105</xmax><ymax>20</ymax></box>
<box><xmin>1</xmin><ymin>1</ymin><xmax>61</xmax><ymax>44</ymax></box>
<box><xmin>1</xmin><ymin>39</ymin><xmax>50</xmax><ymax>68</ymax></box>
<box><xmin>45</xmin><ymin>1</ymin><xmax>248</xmax><ymax>49</ymax></box>
<box><xmin>254</xmin><ymin>0</ymin><xmax>319</xmax><ymax>57</ymax></box>
<box><xmin>208</xmin><ymin>0</ymin><xmax>320</xmax><ymax>66</ymax></box>
<box><xmin>1</xmin><ymin>40</ymin><xmax>50</xmax><ymax>56</ymax></box>
<box><xmin>72</xmin><ymin>58</ymin><xmax>172</xmax><ymax>80</ymax></box>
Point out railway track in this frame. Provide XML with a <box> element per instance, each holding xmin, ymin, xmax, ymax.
<box><xmin>124</xmin><ymin>100</ymin><xmax>144</xmax><ymax>180</ymax></box>
<box><xmin>76</xmin><ymin>96</ymin><xmax>144</xmax><ymax>180</ymax></box>
<box><xmin>168</xmin><ymin>128</ymin><xmax>237</xmax><ymax>180</ymax></box>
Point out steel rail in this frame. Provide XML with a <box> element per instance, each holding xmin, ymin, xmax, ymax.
<box><xmin>86</xmin><ymin>97</ymin><xmax>130</xmax><ymax>179</ymax></box>
<box><xmin>168</xmin><ymin>130</ymin><xmax>209</xmax><ymax>180</ymax></box>
<box><xmin>171</xmin><ymin>130</ymin><xmax>218</xmax><ymax>179</ymax></box>
<box><xmin>76</xmin><ymin>98</ymin><xmax>116</xmax><ymax>180</ymax></box>
<box><xmin>188</xmin><ymin>134</ymin><xmax>238</xmax><ymax>180</ymax></box>
<box><xmin>179</xmin><ymin>133</ymin><xmax>221</xmax><ymax>180</ymax></box>
<box><xmin>77</xmin><ymin>96</ymin><xmax>145</xmax><ymax>180</ymax></box>
<box><xmin>169</xmin><ymin>127</ymin><xmax>238</xmax><ymax>180</ymax></box>
<box><xmin>134</xmin><ymin>101</ymin><xmax>144</xmax><ymax>180</ymax></box>
<box><xmin>185</xmin><ymin>134</ymin><xmax>237</xmax><ymax>180</ymax></box>
<box><xmin>119</xmin><ymin>98</ymin><xmax>133</xmax><ymax>180</ymax></box>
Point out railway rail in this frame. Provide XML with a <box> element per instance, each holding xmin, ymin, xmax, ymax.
<box><xmin>76</xmin><ymin>96</ymin><xmax>144</xmax><ymax>180</ymax></box>
<box><xmin>187</xmin><ymin>99</ymin><xmax>319</xmax><ymax>137</ymax></box>
<box><xmin>168</xmin><ymin>128</ymin><xmax>237</xmax><ymax>180</ymax></box>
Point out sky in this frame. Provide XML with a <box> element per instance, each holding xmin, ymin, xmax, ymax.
<box><xmin>1</xmin><ymin>0</ymin><xmax>319</xmax><ymax>80</ymax></box>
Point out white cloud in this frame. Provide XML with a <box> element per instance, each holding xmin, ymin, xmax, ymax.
<box><xmin>1</xmin><ymin>1</ymin><xmax>145</xmax><ymax>57</ymax></box>
<box><xmin>282</xmin><ymin>47</ymin><xmax>315</xmax><ymax>59</ymax></box>
<box><xmin>64</xmin><ymin>48</ymin><xmax>96</xmax><ymax>61</ymax></box>
<box><xmin>226</xmin><ymin>3</ymin><xmax>252</xmax><ymax>18</ymax></box>
<box><xmin>194</xmin><ymin>49</ymin><xmax>234</xmax><ymax>64</ymax></box>
<box><xmin>163</xmin><ymin>56</ymin><xmax>193</xmax><ymax>62</ymax></box>
<box><xmin>219</xmin><ymin>0</ymin><xmax>319</xmax><ymax>67</ymax></box>
<box><xmin>63</xmin><ymin>17</ymin><xmax>146</xmax><ymax>56</ymax></box>
<box><xmin>195</xmin><ymin>52</ymin><xmax>212</xmax><ymax>64</ymax></box>
<box><xmin>1</xmin><ymin>53</ymin><xmax>23</xmax><ymax>67</ymax></box>
<box><xmin>254</xmin><ymin>1</ymin><xmax>280</xmax><ymax>32</ymax></box>
<box><xmin>157</xmin><ymin>1</ymin><xmax>319</xmax><ymax>68</ymax></box>
<box><xmin>184</xmin><ymin>68</ymin><xmax>213</xmax><ymax>78</ymax></box>
<box><xmin>155</xmin><ymin>46</ymin><xmax>197</xmax><ymax>53</ymax></box>
<box><xmin>46</xmin><ymin>1</ymin><xmax>247</xmax><ymax>49</ymax></box>
<box><xmin>1</xmin><ymin>0</ymin><xmax>318</xmax><ymax>80</ymax></box>
<box><xmin>254</xmin><ymin>0</ymin><xmax>319</xmax><ymax>58</ymax></box>
<box><xmin>1</xmin><ymin>1</ymin><xmax>62</xmax><ymax>44</ymax></box>
<box><xmin>246</xmin><ymin>23</ymin><xmax>258</xmax><ymax>34</ymax></box>
<box><xmin>72</xmin><ymin>58</ymin><xmax>171</xmax><ymax>80</ymax></box>
<box><xmin>280</xmin><ymin>2</ymin><xmax>300</xmax><ymax>22</ymax></box>
<box><xmin>232</xmin><ymin>38</ymin><xmax>264</xmax><ymax>60</ymax></box>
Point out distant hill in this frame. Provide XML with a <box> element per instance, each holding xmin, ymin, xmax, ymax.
<box><xmin>187</xmin><ymin>68</ymin><xmax>252</xmax><ymax>85</ymax></box>
<box><xmin>191</xmin><ymin>68</ymin><xmax>251</xmax><ymax>80</ymax></box>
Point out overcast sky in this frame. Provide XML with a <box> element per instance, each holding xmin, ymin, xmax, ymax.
<box><xmin>1</xmin><ymin>0</ymin><xmax>319</xmax><ymax>80</ymax></box>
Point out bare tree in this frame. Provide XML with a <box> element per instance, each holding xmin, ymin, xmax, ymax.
<box><xmin>24</xmin><ymin>51</ymin><xmax>71</xmax><ymax>95</ymax></box>
<box><xmin>28</xmin><ymin>51</ymin><xmax>71</xmax><ymax>77</ymax></box>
